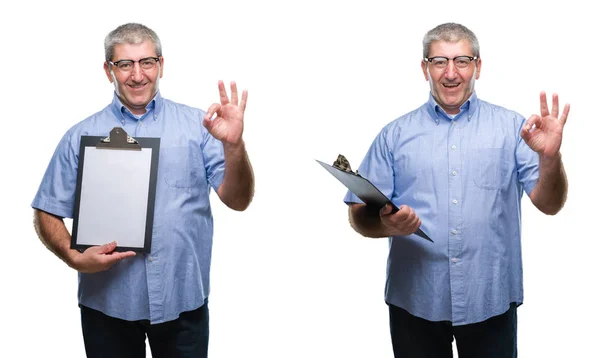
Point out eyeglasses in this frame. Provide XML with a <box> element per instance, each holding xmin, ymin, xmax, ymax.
<box><xmin>424</xmin><ymin>56</ymin><xmax>477</xmax><ymax>70</ymax></box>
<box><xmin>108</xmin><ymin>57</ymin><xmax>161</xmax><ymax>72</ymax></box>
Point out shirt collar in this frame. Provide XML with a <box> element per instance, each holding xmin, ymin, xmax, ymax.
<box><xmin>110</xmin><ymin>91</ymin><xmax>164</xmax><ymax>123</ymax></box>
<box><xmin>426</xmin><ymin>91</ymin><xmax>479</xmax><ymax>124</ymax></box>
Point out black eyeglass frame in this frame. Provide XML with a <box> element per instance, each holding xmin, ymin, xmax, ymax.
<box><xmin>424</xmin><ymin>56</ymin><xmax>478</xmax><ymax>68</ymax></box>
<box><xmin>108</xmin><ymin>57</ymin><xmax>161</xmax><ymax>70</ymax></box>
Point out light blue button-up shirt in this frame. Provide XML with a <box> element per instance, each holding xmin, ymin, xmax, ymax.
<box><xmin>32</xmin><ymin>92</ymin><xmax>225</xmax><ymax>324</ymax></box>
<box><xmin>345</xmin><ymin>93</ymin><xmax>539</xmax><ymax>325</ymax></box>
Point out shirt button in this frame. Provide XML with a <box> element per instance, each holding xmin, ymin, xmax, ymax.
<box><xmin>452</xmin><ymin>199</ymin><xmax>458</xmax><ymax>204</ymax></box>
<box><xmin>451</xmin><ymin>229</ymin><xmax>457</xmax><ymax>235</ymax></box>
<box><xmin>148</xmin><ymin>256</ymin><xmax>153</xmax><ymax>262</ymax></box>
<box><xmin>452</xmin><ymin>122</ymin><xmax>456</xmax><ymax>126</ymax></box>
<box><xmin>451</xmin><ymin>145</ymin><xmax>457</xmax><ymax>150</ymax></box>
<box><xmin>452</xmin><ymin>258</ymin><xmax>457</xmax><ymax>263</ymax></box>
<box><xmin>452</xmin><ymin>170</ymin><xmax>457</xmax><ymax>176</ymax></box>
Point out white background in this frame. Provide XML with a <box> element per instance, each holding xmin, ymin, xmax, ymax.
<box><xmin>1</xmin><ymin>0</ymin><xmax>598</xmax><ymax>357</ymax></box>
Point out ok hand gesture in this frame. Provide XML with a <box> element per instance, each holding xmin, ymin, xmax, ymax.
<box><xmin>521</xmin><ymin>91</ymin><xmax>570</xmax><ymax>158</ymax></box>
<box><xmin>203</xmin><ymin>81</ymin><xmax>248</xmax><ymax>145</ymax></box>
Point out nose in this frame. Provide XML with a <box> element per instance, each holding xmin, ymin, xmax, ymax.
<box><xmin>130</xmin><ymin>62</ymin><xmax>144</xmax><ymax>82</ymax></box>
<box><xmin>444</xmin><ymin>61</ymin><xmax>458</xmax><ymax>79</ymax></box>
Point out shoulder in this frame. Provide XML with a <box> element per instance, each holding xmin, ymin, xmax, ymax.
<box><xmin>161</xmin><ymin>97</ymin><xmax>206</xmax><ymax>119</ymax></box>
<box><xmin>159</xmin><ymin>97</ymin><xmax>213</xmax><ymax>141</ymax></box>
<box><xmin>58</xmin><ymin>104</ymin><xmax>114</xmax><ymax>150</ymax></box>
<box><xmin>474</xmin><ymin>98</ymin><xmax>529</xmax><ymax>144</ymax></box>
<box><xmin>380</xmin><ymin>103</ymin><xmax>430</xmax><ymax>141</ymax></box>
<box><xmin>476</xmin><ymin>98</ymin><xmax>526</xmax><ymax>125</ymax></box>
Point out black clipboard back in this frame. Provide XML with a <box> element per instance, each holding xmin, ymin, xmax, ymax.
<box><xmin>317</xmin><ymin>157</ymin><xmax>433</xmax><ymax>242</ymax></box>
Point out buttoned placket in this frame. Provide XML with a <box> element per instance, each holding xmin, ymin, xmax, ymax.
<box><xmin>447</xmin><ymin>116</ymin><xmax>467</xmax><ymax>322</ymax></box>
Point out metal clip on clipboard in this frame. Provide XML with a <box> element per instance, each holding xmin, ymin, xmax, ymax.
<box><xmin>96</xmin><ymin>127</ymin><xmax>142</xmax><ymax>150</ymax></box>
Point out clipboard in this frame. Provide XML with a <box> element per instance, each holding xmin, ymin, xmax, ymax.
<box><xmin>71</xmin><ymin>127</ymin><xmax>160</xmax><ymax>253</ymax></box>
<box><xmin>316</xmin><ymin>157</ymin><xmax>433</xmax><ymax>242</ymax></box>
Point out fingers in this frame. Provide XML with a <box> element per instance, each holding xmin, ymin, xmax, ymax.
<box><xmin>520</xmin><ymin>114</ymin><xmax>539</xmax><ymax>141</ymax></box>
<box><xmin>94</xmin><ymin>250</ymin><xmax>136</xmax><ymax>272</ymax></box>
<box><xmin>551</xmin><ymin>93</ymin><xmax>559</xmax><ymax>119</ymax></box>
<box><xmin>379</xmin><ymin>203</ymin><xmax>393</xmax><ymax>216</ymax></box>
<box><xmin>406</xmin><ymin>215</ymin><xmax>422</xmax><ymax>234</ymax></box>
<box><xmin>541</xmin><ymin>91</ymin><xmax>569</xmax><ymax>124</ymax></box>
<box><xmin>539</xmin><ymin>91</ymin><xmax>549</xmax><ymax>118</ymax></box>
<box><xmin>239</xmin><ymin>90</ymin><xmax>248</xmax><ymax>112</ymax></box>
<box><xmin>107</xmin><ymin>251</ymin><xmax>136</xmax><ymax>261</ymax></box>
<box><xmin>523</xmin><ymin>114</ymin><xmax>541</xmax><ymax>132</ymax></box>
<box><xmin>217</xmin><ymin>80</ymin><xmax>247</xmax><ymax>110</ymax></box>
<box><xmin>560</xmin><ymin>103</ymin><xmax>570</xmax><ymax>126</ymax></box>
<box><xmin>98</xmin><ymin>242</ymin><xmax>136</xmax><ymax>259</ymax></box>
<box><xmin>394</xmin><ymin>205</ymin><xmax>412</xmax><ymax>221</ymax></box>
<box><xmin>218</xmin><ymin>80</ymin><xmax>229</xmax><ymax>105</ymax></box>
<box><xmin>99</xmin><ymin>241</ymin><xmax>117</xmax><ymax>254</ymax></box>
<box><xmin>230</xmin><ymin>81</ymin><xmax>238</xmax><ymax>104</ymax></box>
<box><xmin>204</xmin><ymin>103</ymin><xmax>221</xmax><ymax>122</ymax></box>
<box><xmin>78</xmin><ymin>244</ymin><xmax>136</xmax><ymax>273</ymax></box>
<box><xmin>551</xmin><ymin>93</ymin><xmax>569</xmax><ymax>126</ymax></box>
<box><xmin>396</xmin><ymin>206</ymin><xmax>420</xmax><ymax>234</ymax></box>
<box><xmin>382</xmin><ymin>205</ymin><xmax>421</xmax><ymax>235</ymax></box>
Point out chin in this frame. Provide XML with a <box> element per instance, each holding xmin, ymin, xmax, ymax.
<box><xmin>128</xmin><ymin>96</ymin><xmax>150</xmax><ymax>104</ymax></box>
<box><xmin>443</xmin><ymin>97</ymin><xmax>464</xmax><ymax>107</ymax></box>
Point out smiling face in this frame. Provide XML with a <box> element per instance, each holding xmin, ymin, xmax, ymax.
<box><xmin>421</xmin><ymin>39</ymin><xmax>481</xmax><ymax>115</ymax></box>
<box><xmin>103</xmin><ymin>40</ymin><xmax>163</xmax><ymax>115</ymax></box>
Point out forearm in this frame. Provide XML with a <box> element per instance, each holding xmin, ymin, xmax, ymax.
<box><xmin>218</xmin><ymin>141</ymin><xmax>255</xmax><ymax>211</ymax></box>
<box><xmin>348</xmin><ymin>204</ymin><xmax>389</xmax><ymax>238</ymax></box>
<box><xmin>33</xmin><ymin>209</ymin><xmax>79</xmax><ymax>269</ymax></box>
<box><xmin>530</xmin><ymin>153</ymin><xmax>568</xmax><ymax>215</ymax></box>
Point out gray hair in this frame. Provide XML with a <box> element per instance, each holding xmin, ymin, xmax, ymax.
<box><xmin>422</xmin><ymin>23</ymin><xmax>479</xmax><ymax>59</ymax></box>
<box><xmin>104</xmin><ymin>23</ymin><xmax>162</xmax><ymax>61</ymax></box>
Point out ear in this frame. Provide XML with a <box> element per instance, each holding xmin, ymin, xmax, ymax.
<box><xmin>104</xmin><ymin>62</ymin><xmax>113</xmax><ymax>83</ymax></box>
<box><xmin>475</xmin><ymin>58</ymin><xmax>482</xmax><ymax>80</ymax></box>
<box><xmin>421</xmin><ymin>60</ymin><xmax>429</xmax><ymax>81</ymax></box>
<box><xmin>159</xmin><ymin>56</ymin><xmax>164</xmax><ymax>78</ymax></box>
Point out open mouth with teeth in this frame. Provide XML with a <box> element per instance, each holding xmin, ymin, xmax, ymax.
<box><xmin>443</xmin><ymin>83</ymin><xmax>460</xmax><ymax>88</ymax></box>
<box><xmin>127</xmin><ymin>83</ymin><xmax>149</xmax><ymax>92</ymax></box>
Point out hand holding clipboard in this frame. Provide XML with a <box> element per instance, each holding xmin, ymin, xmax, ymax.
<box><xmin>317</xmin><ymin>155</ymin><xmax>433</xmax><ymax>242</ymax></box>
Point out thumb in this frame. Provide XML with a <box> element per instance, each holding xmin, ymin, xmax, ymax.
<box><xmin>379</xmin><ymin>204</ymin><xmax>392</xmax><ymax>217</ymax></box>
<box><xmin>99</xmin><ymin>241</ymin><xmax>117</xmax><ymax>254</ymax></box>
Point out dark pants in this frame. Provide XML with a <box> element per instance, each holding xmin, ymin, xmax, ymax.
<box><xmin>80</xmin><ymin>301</ymin><xmax>209</xmax><ymax>358</ymax></box>
<box><xmin>389</xmin><ymin>303</ymin><xmax>517</xmax><ymax>358</ymax></box>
